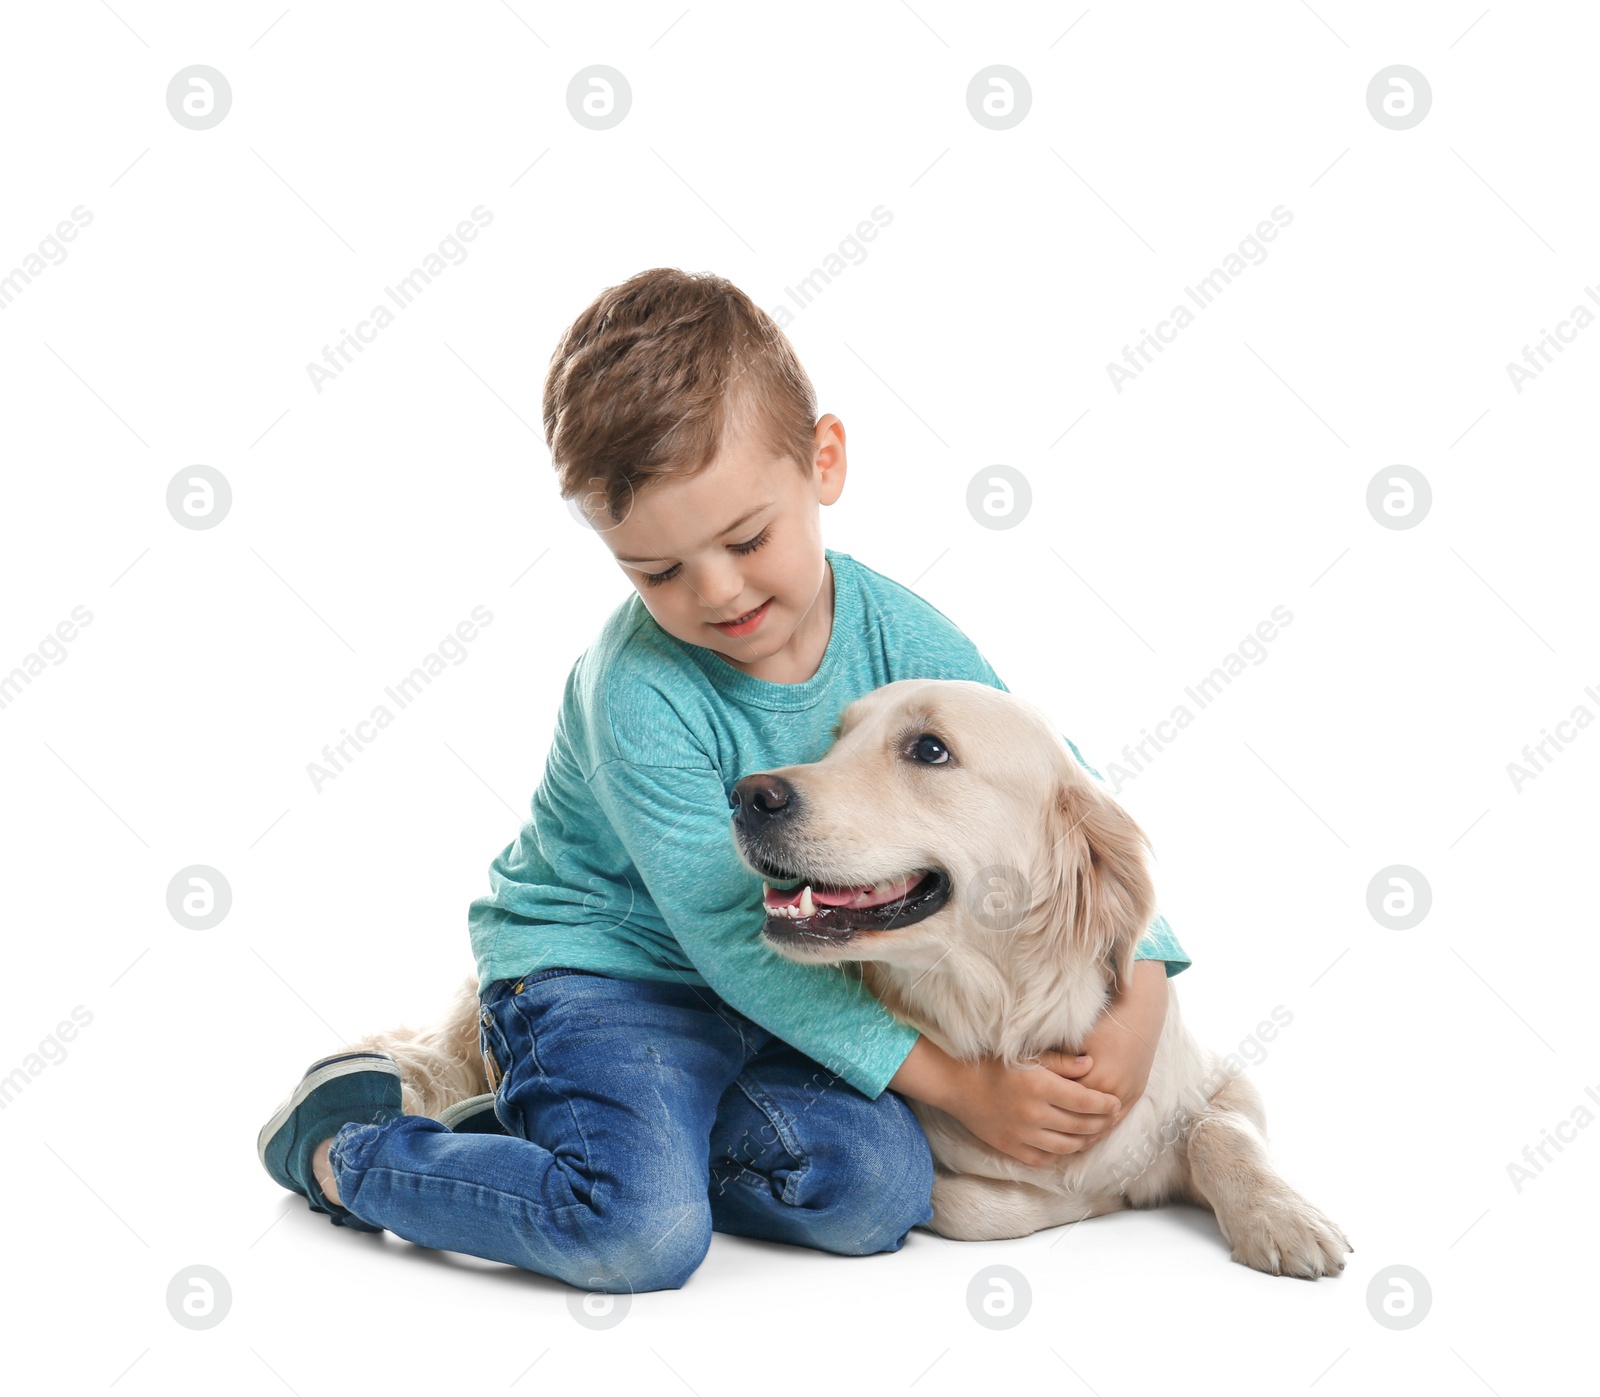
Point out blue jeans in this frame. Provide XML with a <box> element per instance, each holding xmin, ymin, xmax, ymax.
<box><xmin>326</xmin><ymin>968</ymin><xmax>934</xmax><ymax>1291</ymax></box>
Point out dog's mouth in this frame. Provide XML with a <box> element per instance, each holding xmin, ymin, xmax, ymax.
<box><xmin>750</xmin><ymin>858</ymin><xmax>951</xmax><ymax>945</ymax></box>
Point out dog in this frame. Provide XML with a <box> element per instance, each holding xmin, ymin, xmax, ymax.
<box><xmin>346</xmin><ymin>678</ymin><xmax>1350</xmax><ymax>1277</ymax></box>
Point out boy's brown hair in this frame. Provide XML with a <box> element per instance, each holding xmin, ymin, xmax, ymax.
<box><xmin>543</xmin><ymin>268</ymin><xmax>818</xmax><ymax>524</ymax></box>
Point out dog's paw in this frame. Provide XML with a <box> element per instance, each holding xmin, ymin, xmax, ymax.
<box><xmin>1226</xmin><ymin>1193</ymin><xmax>1352</xmax><ymax>1279</ymax></box>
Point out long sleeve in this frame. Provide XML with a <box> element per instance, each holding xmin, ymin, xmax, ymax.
<box><xmin>1129</xmin><ymin>912</ymin><xmax>1189</xmax><ymax>975</ymax></box>
<box><xmin>588</xmin><ymin>755</ymin><xmax>922</xmax><ymax>1099</ymax></box>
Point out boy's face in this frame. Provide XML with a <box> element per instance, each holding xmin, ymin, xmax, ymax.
<box><xmin>581</xmin><ymin>414</ymin><xmax>846</xmax><ymax>679</ymax></box>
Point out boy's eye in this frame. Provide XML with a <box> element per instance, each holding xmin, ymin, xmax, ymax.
<box><xmin>637</xmin><ymin>526</ymin><xmax>771</xmax><ymax>589</ymax></box>
<box><xmin>731</xmin><ymin>525</ymin><xmax>771</xmax><ymax>556</ymax></box>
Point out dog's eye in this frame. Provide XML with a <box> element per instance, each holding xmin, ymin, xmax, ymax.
<box><xmin>910</xmin><ymin>734</ymin><xmax>950</xmax><ymax>765</ymax></box>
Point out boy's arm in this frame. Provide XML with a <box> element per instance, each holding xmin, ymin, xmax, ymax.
<box><xmin>588</xmin><ymin>753</ymin><xmax>1153</xmax><ymax>1164</ymax></box>
<box><xmin>589</xmin><ymin>754</ymin><xmax>922</xmax><ymax>1100</ymax></box>
<box><xmin>1074</xmin><ymin>958</ymin><xmax>1170</xmax><ymax>1136</ymax></box>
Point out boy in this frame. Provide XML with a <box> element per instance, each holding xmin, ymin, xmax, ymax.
<box><xmin>259</xmin><ymin>269</ymin><xmax>1188</xmax><ymax>1291</ymax></box>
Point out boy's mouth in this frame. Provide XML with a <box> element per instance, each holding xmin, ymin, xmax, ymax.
<box><xmin>711</xmin><ymin>598</ymin><xmax>771</xmax><ymax>636</ymax></box>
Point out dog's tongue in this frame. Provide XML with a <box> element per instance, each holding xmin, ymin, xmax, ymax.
<box><xmin>767</xmin><ymin>873</ymin><xmax>924</xmax><ymax>911</ymax></box>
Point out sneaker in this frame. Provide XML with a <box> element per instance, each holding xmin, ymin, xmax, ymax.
<box><xmin>438</xmin><ymin>1092</ymin><xmax>509</xmax><ymax>1134</ymax></box>
<box><xmin>257</xmin><ymin>1050</ymin><xmax>403</xmax><ymax>1231</ymax></box>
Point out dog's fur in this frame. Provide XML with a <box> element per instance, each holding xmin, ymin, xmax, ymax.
<box><xmin>346</xmin><ymin>679</ymin><xmax>1349</xmax><ymax>1277</ymax></box>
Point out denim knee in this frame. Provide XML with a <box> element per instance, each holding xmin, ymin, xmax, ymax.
<box><xmin>805</xmin><ymin>1094</ymin><xmax>936</xmax><ymax>1255</ymax></box>
<box><xmin>329</xmin><ymin>1117</ymin><xmax>712</xmax><ymax>1291</ymax></box>
<box><xmin>554</xmin><ymin>1195</ymin><xmax>714</xmax><ymax>1293</ymax></box>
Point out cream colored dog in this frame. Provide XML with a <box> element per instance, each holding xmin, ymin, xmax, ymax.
<box><xmin>349</xmin><ymin>678</ymin><xmax>1350</xmax><ymax>1278</ymax></box>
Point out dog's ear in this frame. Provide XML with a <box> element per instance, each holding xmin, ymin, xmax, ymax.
<box><xmin>1039</xmin><ymin>773</ymin><xmax>1157</xmax><ymax>994</ymax></box>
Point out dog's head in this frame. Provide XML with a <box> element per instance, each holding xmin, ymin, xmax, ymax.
<box><xmin>729</xmin><ymin>679</ymin><xmax>1156</xmax><ymax>994</ymax></box>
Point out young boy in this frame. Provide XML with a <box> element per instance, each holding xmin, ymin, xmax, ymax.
<box><xmin>258</xmin><ymin>269</ymin><xmax>1189</xmax><ymax>1291</ymax></box>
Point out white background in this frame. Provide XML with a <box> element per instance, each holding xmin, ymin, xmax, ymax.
<box><xmin>2</xmin><ymin>2</ymin><xmax>1594</xmax><ymax>1393</ymax></box>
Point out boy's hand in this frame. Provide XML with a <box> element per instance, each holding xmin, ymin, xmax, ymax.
<box><xmin>890</xmin><ymin>1037</ymin><xmax>1120</xmax><ymax>1168</ymax></box>
<box><xmin>947</xmin><ymin>1052</ymin><xmax>1123</xmax><ymax>1167</ymax></box>
<box><xmin>1073</xmin><ymin>959</ymin><xmax>1170</xmax><ymax>1138</ymax></box>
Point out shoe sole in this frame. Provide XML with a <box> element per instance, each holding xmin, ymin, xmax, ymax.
<box><xmin>256</xmin><ymin>1051</ymin><xmax>403</xmax><ymax>1167</ymax></box>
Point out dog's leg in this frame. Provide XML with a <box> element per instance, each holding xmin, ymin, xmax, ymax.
<box><xmin>341</xmin><ymin>974</ymin><xmax>491</xmax><ymax>1118</ymax></box>
<box><xmin>1179</xmin><ymin>1074</ymin><xmax>1351</xmax><ymax>1278</ymax></box>
<box><xmin>928</xmin><ymin>1168</ymin><xmax>1125</xmax><ymax>1241</ymax></box>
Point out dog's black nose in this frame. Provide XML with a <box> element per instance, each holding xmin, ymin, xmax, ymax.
<box><xmin>729</xmin><ymin>773</ymin><xmax>795</xmax><ymax>826</ymax></box>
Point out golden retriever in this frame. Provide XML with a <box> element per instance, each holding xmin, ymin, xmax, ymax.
<box><xmin>345</xmin><ymin>679</ymin><xmax>1350</xmax><ymax>1277</ymax></box>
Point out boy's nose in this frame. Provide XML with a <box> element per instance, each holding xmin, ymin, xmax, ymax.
<box><xmin>729</xmin><ymin>773</ymin><xmax>796</xmax><ymax>826</ymax></box>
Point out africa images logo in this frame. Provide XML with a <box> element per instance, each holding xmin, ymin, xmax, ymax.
<box><xmin>305</xmin><ymin>206</ymin><xmax>494</xmax><ymax>393</ymax></box>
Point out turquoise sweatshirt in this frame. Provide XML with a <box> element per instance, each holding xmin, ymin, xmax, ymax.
<box><xmin>468</xmin><ymin>547</ymin><xmax>1189</xmax><ymax>1099</ymax></box>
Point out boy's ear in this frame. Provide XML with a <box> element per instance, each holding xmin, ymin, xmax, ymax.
<box><xmin>813</xmin><ymin>418</ymin><xmax>848</xmax><ymax>504</ymax></box>
<box><xmin>1040</xmin><ymin>774</ymin><xmax>1156</xmax><ymax>996</ymax></box>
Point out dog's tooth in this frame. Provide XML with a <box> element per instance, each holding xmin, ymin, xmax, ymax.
<box><xmin>799</xmin><ymin>885</ymin><xmax>816</xmax><ymax>918</ymax></box>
